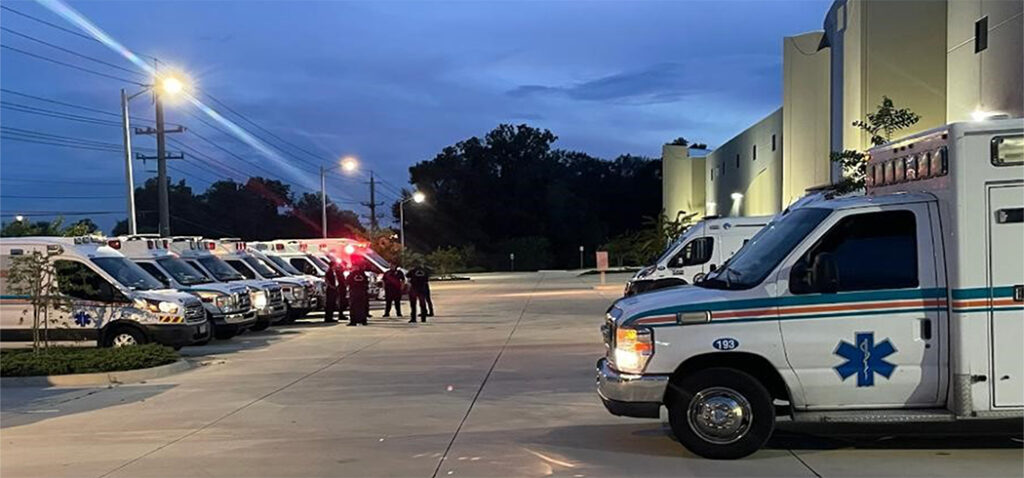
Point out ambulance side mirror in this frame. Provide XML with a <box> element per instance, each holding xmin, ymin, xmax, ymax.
<box><xmin>810</xmin><ymin>253</ymin><xmax>839</xmax><ymax>294</ymax></box>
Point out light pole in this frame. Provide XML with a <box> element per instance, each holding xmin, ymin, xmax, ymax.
<box><xmin>399</xmin><ymin>191</ymin><xmax>425</xmax><ymax>252</ymax></box>
<box><xmin>579</xmin><ymin>245</ymin><xmax>585</xmax><ymax>270</ymax></box>
<box><xmin>121</xmin><ymin>75</ymin><xmax>185</xmax><ymax>236</ymax></box>
<box><xmin>320</xmin><ymin>156</ymin><xmax>358</xmax><ymax>238</ymax></box>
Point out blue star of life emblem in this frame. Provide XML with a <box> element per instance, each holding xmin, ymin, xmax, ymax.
<box><xmin>73</xmin><ymin>311</ymin><xmax>92</xmax><ymax>327</ymax></box>
<box><xmin>834</xmin><ymin>332</ymin><xmax>897</xmax><ymax>387</ymax></box>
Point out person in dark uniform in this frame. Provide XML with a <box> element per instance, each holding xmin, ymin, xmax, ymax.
<box><xmin>382</xmin><ymin>263</ymin><xmax>405</xmax><ymax>317</ymax></box>
<box><xmin>407</xmin><ymin>265</ymin><xmax>429</xmax><ymax>323</ymax></box>
<box><xmin>337</xmin><ymin>260</ymin><xmax>349</xmax><ymax>318</ymax></box>
<box><xmin>346</xmin><ymin>264</ymin><xmax>370</xmax><ymax>326</ymax></box>
<box><xmin>323</xmin><ymin>259</ymin><xmax>342</xmax><ymax>323</ymax></box>
<box><xmin>422</xmin><ymin>268</ymin><xmax>434</xmax><ymax>317</ymax></box>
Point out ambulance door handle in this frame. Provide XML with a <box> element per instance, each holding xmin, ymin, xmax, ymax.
<box><xmin>919</xmin><ymin>318</ymin><xmax>932</xmax><ymax>342</ymax></box>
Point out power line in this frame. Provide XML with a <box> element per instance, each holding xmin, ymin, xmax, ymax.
<box><xmin>1</xmin><ymin>44</ymin><xmax>146</xmax><ymax>86</ymax></box>
<box><xmin>0</xmin><ymin>210</ymin><xmax>124</xmax><ymax>217</ymax></box>
<box><xmin>201</xmin><ymin>92</ymin><xmax>328</xmax><ymax>168</ymax></box>
<box><xmin>1</xmin><ymin>26</ymin><xmax>146</xmax><ymax>77</ymax></box>
<box><xmin>0</xmin><ymin>5</ymin><xmax>101</xmax><ymax>44</ymax></box>
<box><xmin>1</xmin><ymin>194</ymin><xmax>122</xmax><ymax>199</ymax></box>
<box><xmin>2</xmin><ymin>102</ymin><xmax>122</xmax><ymax>126</ymax></box>
<box><xmin>1</xmin><ymin>88</ymin><xmax>123</xmax><ymax>117</ymax></box>
<box><xmin>0</xmin><ymin>177</ymin><xmax>123</xmax><ymax>186</ymax></box>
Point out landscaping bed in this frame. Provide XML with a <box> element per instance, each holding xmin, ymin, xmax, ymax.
<box><xmin>1</xmin><ymin>345</ymin><xmax>179</xmax><ymax>377</ymax></box>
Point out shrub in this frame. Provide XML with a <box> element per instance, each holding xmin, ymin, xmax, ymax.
<box><xmin>0</xmin><ymin>344</ymin><xmax>179</xmax><ymax>377</ymax></box>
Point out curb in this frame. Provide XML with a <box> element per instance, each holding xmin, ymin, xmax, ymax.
<box><xmin>0</xmin><ymin>359</ymin><xmax>195</xmax><ymax>388</ymax></box>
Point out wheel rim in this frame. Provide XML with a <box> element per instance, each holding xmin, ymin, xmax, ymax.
<box><xmin>112</xmin><ymin>333</ymin><xmax>137</xmax><ymax>347</ymax></box>
<box><xmin>686</xmin><ymin>386</ymin><xmax>753</xmax><ymax>444</ymax></box>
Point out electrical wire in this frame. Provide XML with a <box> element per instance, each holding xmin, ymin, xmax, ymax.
<box><xmin>1</xmin><ymin>26</ymin><xmax>147</xmax><ymax>77</ymax></box>
<box><xmin>0</xmin><ymin>5</ymin><xmax>101</xmax><ymax>44</ymax></box>
<box><xmin>1</xmin><ymin>44</ymin><xmax>146</xmax><ymax>86</ymax></box>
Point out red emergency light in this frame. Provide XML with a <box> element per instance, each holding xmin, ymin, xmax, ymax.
<box><xmin>107</xmin><ymin>239</ymin><xmax>121</xmax><ymax>249</ymax></box>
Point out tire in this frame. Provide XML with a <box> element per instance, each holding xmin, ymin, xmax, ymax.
<box><xmin>214</xmin><ymin>325</ymin><xmax>239</xmax><ymax>340</ymax></box>
<box><xmin>103</xmin><ymin>325</ymin><xmax>147</xmax><ymax>348</ymax></box>
<box><xmin>667</xmin><ymin>367</ymin><xmax>774</xmax><ymax>460</ymax></box>
<box><xmin>249</xmin><ymin>318</ymin><xmax>270</xmax><ymax>332</ymax></box>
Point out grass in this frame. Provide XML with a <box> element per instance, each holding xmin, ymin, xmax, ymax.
<box><xmin>1</xmin><ymin>344</ymin><xmax>179</xmax><ymax>377</ymax></box>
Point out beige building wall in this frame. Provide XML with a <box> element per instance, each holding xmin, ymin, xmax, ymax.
<box><xmin>826</xmin><ymin>0</ymin><xmax>948</xmax><ymax>155</ymax></box>
<box><xmin>705</xmin><ymin>108</ymin><xmax>783</xmax><ymax>218</ymax></box>
<box><xmin>661</xmin><ymin>144</ymin><xmax>706</xmax><ymax>220</ymax></box>
<box><xmin>946</xmin><ymin>0</ymin><xmax>1023</xmax><ymax>121</ymax></box>
<box><xmin>782</xmin><ymin>31</ymin><xmax>832</xmax><ymax>209</ymax></box>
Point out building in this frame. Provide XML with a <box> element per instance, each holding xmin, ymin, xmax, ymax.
<box><xmin>662</xmin><ymin>145</ymin><xmax>708</xmax><ymax>221</ymax></box>
<box><xmin>705</xmin><ymin>108</ymin><xmax>783</xmax><ymax>217</ymax></box>
<box><xmin>662</xmin><ymin>0</ymin><xmax>1023</xmax><ymax>219</ymax></box>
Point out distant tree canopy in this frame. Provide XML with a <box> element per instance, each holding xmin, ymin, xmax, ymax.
<box><xmin>110</xmin><ymin>177</ymin><xmax>364</xmax><ymax>240</ymax></box>
<box><xmin>0</xmin><ymin>217</ymin><xmax>99</xmax><ymax>237</ymax></box>
<box><xmin>399</xmin><ymin>124</ymin><xmax>662</xmax><ymax>269</ymax></box>
<box><xmin>667</xmin><ymin>137</ymin><xmax>708</xmax><ymax>150</ymax></box>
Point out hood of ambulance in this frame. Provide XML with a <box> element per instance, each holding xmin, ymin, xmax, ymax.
<box><xmin>612</xmin><ymin>284</ymin><xmax>735</xmax><ymax>327</ymax></box>
<box><xmin>135</xmin><ymin>288</ymin><xmax>202</xmax><ymax>307</ymax></box>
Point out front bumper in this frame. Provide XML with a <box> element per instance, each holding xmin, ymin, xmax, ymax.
<box><xmin>210</xmin><ymin>310</ymin><xmax>257</xmax><ymax>326</ymax></box>
<box><xmin>259</xmin><ymin>302</ymin><xmax>288</xmax><ymax>323</ymax></box>
<box><xmin>596</xmin><ymin>357</ymin><xmax>669</xmax><ymax>418</ymax></box>
<box><xmin>144</xmin><ymin>321</ymin><xmax>210</xmax><ymax>347</ymax></box>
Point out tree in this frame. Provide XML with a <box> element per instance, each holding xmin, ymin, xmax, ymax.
<box><xmin>426</xmin><ymin>246</ymin><xmax>466</xmax><ymax>278</ymax></box>
<box><xmin>831</xmin><ymin>96</ymin><xmax>920</xmax><ymax>193</ymax></box>
<box><xmin>1</xmin><ymin>217</ymin><xmax>99</xmax><ymax>237</ymax></box>
<box><xmin>668</xmin><ymin>137</ymin><xmax>689</xmax><ymax>146</ymax></box>
<box><xmin>4</xmin><ymin>250</ymin><xmax>79</xmax><ymax>351</ymax></box>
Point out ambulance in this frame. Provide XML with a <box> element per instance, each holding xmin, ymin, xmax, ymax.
<box><xmin>211</xmin><ymin>239</ymin><xmax>316</xmax><ymax>320</ymax></box>
<box><xmin>597</xmin><ymin>118</ymin><xmax>1024</xmax><ymax>459</ymax></box>
<box><xmin>246</xmin><ymin>247</ymin><xmax>323</xmax><ymax>320</ymax></box>
<box><xmin>259</xmin><ymin>240</ymin><xmax>331</xmax><ymax>278</ymax></box>
<box><xmin>250</xmin><ymin>242</ymin><xmax>326</xmax><ymax>300</ymax></box>
<box><xmin>0</xmin><ymin>236</ymin><xmax>209</xmax><ymax>348</ymax></box>
<box><xmin>625</xmin><ymin>216</ymin><xmax>770</xmax><ymax>296</ymax></box>
<box><xmin>305</xmin><ymin>238</ymin><xmax>387</xmax><ymax>299</ymax></box>
<box><xmin>114</xmin><ymin>235</ymin><xmax>256</xmax><ymax>340</ymax></box>
<box><xmin>167</xmin><ymin>237</ymin><xmax>288</xmax><ymax>330</ymax></box>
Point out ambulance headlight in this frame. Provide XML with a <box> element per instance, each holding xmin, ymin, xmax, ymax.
<box><xmin>251</xmin><ymin>291</ymin><xmax>268</xmax><ymax>310</ymax></box>
<box><xmin>157</xmin><ymin>301</ymin><xmax>179</xmax><ymax>314</ymax></box>
<box><xmin>133</xmin><ymin>298</ymin><xmax>180</xmax><ymax>315</ymax></box>
<box><xmin>613</xmin><ymin>327</ymin><xmax>654</xmax><ymax>374</ymax></box>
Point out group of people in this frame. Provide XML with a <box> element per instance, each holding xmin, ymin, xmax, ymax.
<box><xmin>322</xmin><ymin>260</ymin><xmax>433</xmax><ymax>326</ymax></box>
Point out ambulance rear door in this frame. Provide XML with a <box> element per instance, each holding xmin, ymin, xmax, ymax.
<box><xmin>988</xmin><ymin>183</ymin><xmax>1024</xmax><ymax>408</ymax></box>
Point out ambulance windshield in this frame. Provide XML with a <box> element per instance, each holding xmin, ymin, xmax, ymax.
<box><xmin>92</xmin><ymin>257</ymin><xmax>164</xmax><ymax>291</ymax></box>
<box><xmin>699</xmin><ymin>207</ymin><xmax>830</xmax><ymax>290</ymax></box>
<box><xmin>655</xmin><ymin>226</ymin><xmax>699</xmax><ymax>265</ymax></box>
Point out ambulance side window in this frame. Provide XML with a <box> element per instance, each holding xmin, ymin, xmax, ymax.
<box><xmin>136</xmin><ymin>262</ymin><xmax>171</xmax><ymax>287</ymax></box>
<box><xmin>672</xmin><ymin>237</ymin><xmax>714</xmax><ymax>267</ymax></box>
<box><xmin>54</xmin><ymin>260</ymin><xmax>119</xmax><ymax>302</ymax></box>
<box><xmin>791</xmin><ymin>210</ymin><xmax>918</xmax><ymax>294</ymax></box>
<box><xmin>290</xmin><ymin>258</ymin><xmax>315</xmax><ymax>275</ymax></box>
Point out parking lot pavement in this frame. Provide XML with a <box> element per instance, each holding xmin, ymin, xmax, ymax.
<box><xmin>2</xmin><ymin>272</ymin><xmax>1021</xmax><ymax>478</ymax></box>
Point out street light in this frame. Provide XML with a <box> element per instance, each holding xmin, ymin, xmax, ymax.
<box><xmin>399</xmin><ymin>191</ymin><xmax>426</xmax><ymax>252</ymax></box>
<box><xmin>320</xmin><ymin>156</ymin><xmax>359</xmax><ymax>238</ymax></box>
<box><xmin>14</xmin><ymin>215</ymin><xmax>25</xmax><ymax>222</ymax></box>
<box><xmin>121</xmin><ymin>73</ymin><xmax>187</xmax><ymax>235</ymax></box>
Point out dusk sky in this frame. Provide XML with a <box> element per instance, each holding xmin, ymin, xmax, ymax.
<box><xmin>1</xmin><ymin>0</ymin><xmax>831</xmax><ymax>231</ymax></box>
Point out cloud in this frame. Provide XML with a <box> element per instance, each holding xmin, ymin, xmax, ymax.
<box><xmin>506</xmin><ymin>56</ymin><xmax>781</xmax><ymax>106</ymax></box>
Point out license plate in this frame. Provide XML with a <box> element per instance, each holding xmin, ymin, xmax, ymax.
<box><xmin>199</xmin><ymin>324</ymin><xmax>208</xmax><ymax>334</ymax></box>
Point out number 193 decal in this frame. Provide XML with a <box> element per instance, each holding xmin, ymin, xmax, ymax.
<box><xmin>712</xmin><ymin>338</ymin><xmax>739</xmax><ymax>351</ymax></box>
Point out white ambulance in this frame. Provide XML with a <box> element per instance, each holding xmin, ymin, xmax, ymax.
<box><xmin>167</xmin><ymin>237</ymin><xmax>288</xmax><ymax>330</ymax></box>
<box><xmin>246</xmin><ymin>247</ymin><xmax>323</xmax><ymax>320</ymax></box>
<box><xmin>114</xmin><ymin>235</ymin><xmax>257</xmax><ymax>340</ymax></box>
<box><xmin>597</xmin><ymin>118</ymin><xmax>1024</xmax><ymax>459</ymax></box>
<box><xmin>211</xmin><ymin>239</ymin><xmax>315</xmax><ymax>320</ymax></box>
<box><xmin>0</xmin><ymin>236</ymin><xmax>209</xmax><ymax>348</ymax></box>
<box><xmin>305</xmin><ymin>238</ymin><xmax>387</xmax><ymax>299</ymax></box>
<box><xmin>625</xmin><ymin>216</ymin><xmax>770</xmax><ymax>296</ymax></box>
<box><xmin>259</xmin><ymin>240</ymin><xmax>330</xmax><ymax>278</ymax></box>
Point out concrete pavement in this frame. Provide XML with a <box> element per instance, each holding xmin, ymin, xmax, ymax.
<box><xmin>2</xmin><ymin>272</ymin><xmax>1021</xmax><ymax>477</ymax></box>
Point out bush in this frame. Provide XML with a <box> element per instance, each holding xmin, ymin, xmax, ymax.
<box><xmin>0</xmin><ymin>344</ymin><xmax>179</xmax><ymax>377</ymax></box>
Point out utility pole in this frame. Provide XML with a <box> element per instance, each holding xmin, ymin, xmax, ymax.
<box><xmin>134</xmin><ymin>89</ymin><xmax>184</xmax><ymax>236</ymax></box>
<box><xmin>320</xmin><ymin>165</ymin><xmax>328</xmax><ymax>238</ymax></box>
<box><xmin>120</xmin><ymin>89</ymin><xmax>137</xmax><ymax>235</ymax></box>
<box><xmin>361</xmin><ymin>170</ymin><xmax>382</xmax><ymax>232</ymax></box>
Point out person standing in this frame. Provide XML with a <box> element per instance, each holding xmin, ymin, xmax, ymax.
<box><xmin>407</xmin><ymin>265</ymin><xmax>429</xmax><ymax>323</ymax></box>
<box><xmin>422</xmin><ymin>267</ymin><xmax>435</xmax><ymax>317</ymax></box>
<box><xmin>347</xmin><ymin>264</ymin><xmax>370</xmax><ymax>326</ymax></box>
<box><xmin>323</xmin><ymin>259</ymin><xmax>341</xmax><ymax>323</ymax></box>
<box><xmin>382</xmin><ymin>264</ymin><xmax>405</xmax><ymax>317</ymax></box>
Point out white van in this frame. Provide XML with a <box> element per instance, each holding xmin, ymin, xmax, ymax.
<box><xmin>0</xmin><ymin>236</ymin><xmax>209</xmax><ymax>348</ymax></box>
<box><xmin>115</xmin><ymin>235</ymin><xmax>257</xmax><ymax>340</ymax></box>
<box><xmin>304</xmin><ymin>238</ymin><xmax>386</xmax><ymax>299</ymax></box>
<box><xmin>258</xmin><ymin>240</ymin><xmax>330</xmax><ymax>278</ymax></box>
<box><xmin>167</xmin><ymin>237</ymin><xmax>288</xmax><ymax>329</ymax></box>
<box><xmin>597</xmin><ymin>118</ymin><xmax>1024</xmax><ymax>459</ymax></box>
<box><xmin>211</xmin><ymin>239</ymin><xmax>315</xmax><ymax>320</ymax></box>
<box><xmin>625</xmin><ymin>216</ymin><xmax>770</xmax><ymax>296</ymax></box>
<box><xmin>247</xmin><ymin>247</ymin><xmax>323</xmax><ymax>320</ymax></box>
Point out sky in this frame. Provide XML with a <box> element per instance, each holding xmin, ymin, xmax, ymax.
<box><xmin>0</xmin><ymin>0</ymin><xmax>832</xmax><ymax>232</ymax></box>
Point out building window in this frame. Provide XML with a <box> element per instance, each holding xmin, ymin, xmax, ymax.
<box><xmin>752</xmin><ymin>145</ymin><xmax>757</xmax><ymax>161</ymax></box>
<box><xmin>711</xmin><ymin>169</ymin><xmax>715</xmax><ymax>181</ymax></box>
<box><xmin>836</xmin><ymin>4</ymin><xmax>845</xmax><ymax>33</ymax></box>
<box><xmin>975</xmin><ymin>16</ymin><xmax>988</xmax><ymax>53</ymax></box>
<box><xmin>735</xmin><ymin>154</ymin><xmax>740</xmax><ymax>168</ymax></box>
<box><xmin>772</xmin><ymin>134</ymin><xmax>777</xmax><ymax>151</ymax></box>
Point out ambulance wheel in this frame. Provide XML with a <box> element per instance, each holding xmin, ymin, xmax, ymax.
<box><xmin>667</xmin><ymin>367</ymin><xmax>774</xmax><ymax>460</ymax></box>
<box><xmin>214</xmin><ymin>325</ymin><xmax>239</xmax><ymax>340</ymax></box>
<box><xmin>104</xmin><ymin>325</ymin><xmax>147</xmax><ymax>348</ymax></box>
<box><xmin>249</xmin><ymin>318</ymin><xmax>270</xmax><ymax>332</ymax></box>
